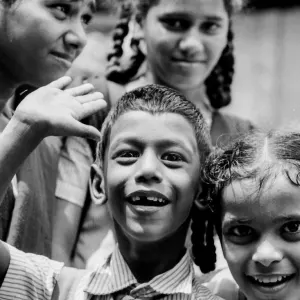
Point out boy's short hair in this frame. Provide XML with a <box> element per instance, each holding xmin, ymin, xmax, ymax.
<box><xmin>96</xmin><ymin>84</ymin><xmax>212</xmax><ymax>168</ymax></box>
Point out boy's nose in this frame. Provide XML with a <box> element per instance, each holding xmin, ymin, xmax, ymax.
<box><xmin>134</xmin><ymin>152</ymin><xmax>162</xmax><ymax>184</ymax></box>
<box><xmin>252</xmin><ymin>240</ymin><xmax>283</xmax><ymax>267</ymax></box>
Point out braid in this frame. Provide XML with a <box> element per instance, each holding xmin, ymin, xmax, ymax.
<box><xmin>106</xmin><ymin>2</ymin><xmax>146</xmax><ymax>85</ymax></box>
<box><xmin>205</xmin><ymin>23</ymin><xmax>235</xmax><ymax>109</ymax></box>
<box><xmin>191</xmin><ymin>202</ymin><xmax>216</xmax><ymax>274</ymax></box>
<box><xmin>106</xmin><ymin>1</ymin><xmax>132</xmax><ymax>82</ymax></box>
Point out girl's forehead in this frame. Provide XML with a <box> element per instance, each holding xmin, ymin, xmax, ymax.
<box><xmin>222</xmin><ymin>175</ymin><xmax>300</xmax><ymax>221</ymax></box>
<box><xmin>151</xmin><ymin>0</ymin><xmax>227</xmax><ymax>15</ymax></box>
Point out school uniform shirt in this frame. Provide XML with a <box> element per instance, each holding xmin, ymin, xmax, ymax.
<box><xmin>0</xmin><ymin>105</ymin><xmax>62</xmax><ymax>257</ymax></box>
<box><xmin>0</xmin><ymin>243</ymin><xmax>224</xmax><ymax>300</ymax></box>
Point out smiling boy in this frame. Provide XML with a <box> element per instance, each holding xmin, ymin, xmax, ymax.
<box><xmin>0</xmin><ymin>84</ymin><xmax>222</xmax><ymax>300</ymax></box>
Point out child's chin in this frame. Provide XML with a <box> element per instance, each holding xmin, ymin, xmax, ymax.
<box><xmin>126</xmin><ymin>222</ymin><xmax>170</xmax><ymax>243</ymax></box>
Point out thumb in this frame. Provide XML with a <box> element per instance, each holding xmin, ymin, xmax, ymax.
<box><xmin>48</xmin><ymin>76</ymin><xmax>72</xmax><ymax>89</ymax></box>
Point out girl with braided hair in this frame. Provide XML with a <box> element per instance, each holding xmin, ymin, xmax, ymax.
<box><xmin>106</xmin><ymin>0</ymin><xmax>255</xmax><ymax>146</ymax></box>
<box><xmin>54</xmin><ymin>0</ymin><xmax>256</xmax><ymax>270</ymax></box>
<box><xmin>197</xmin><ymin>130</ymin><xmax>300</xmax><ymax>299</ymax></box>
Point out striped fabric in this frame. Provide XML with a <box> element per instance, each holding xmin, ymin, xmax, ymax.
<box><xmin>0</xmin><ymin>243</ymin><xmax>63</xmax><ymax>300</ymax></box>
<box><xmin>75</xmin><ymin>246</ymin><xmax>223</xmax><ymax>300</ymax></box>
<box><xmin>0</xmin><ymin>243</ymin><xmax>223</xmax><ymax>300</ymax></box>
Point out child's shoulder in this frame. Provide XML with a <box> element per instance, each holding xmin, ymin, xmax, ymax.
<box><xmin>192</xmin><ymin>277</ymin><xmax>223</xmax><ymax>300</ymax></box>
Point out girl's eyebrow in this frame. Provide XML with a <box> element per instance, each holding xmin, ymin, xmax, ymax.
<box><xmin>223</xmin><ymin>217</ymin><xmax>254</xmax><ymax>226</ymax></box>
<box><xmin>68</xmin><ymin>0</ymin><xmax>96</xmax><ymax>12</ymax></box>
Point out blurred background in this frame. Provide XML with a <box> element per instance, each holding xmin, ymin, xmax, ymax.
<box><xmin>80</xmin><ymin>0</ymin><xmax>300</xmax><ymax>130</ymax></box>
<box><xmin>226</xmin><ymin>0</ymin><xmax>300</xmax><ymax>130</ymax></box>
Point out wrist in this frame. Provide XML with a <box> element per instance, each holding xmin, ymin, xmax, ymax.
<box><xmin>5</xmin><ymin>115</ymin><xmax>47</xmax><ymax>145</ymax></box>
<box><xmin>10</xmin><ymin>110</ymin><xmax>50</xmax><ymax>139</ymax></box>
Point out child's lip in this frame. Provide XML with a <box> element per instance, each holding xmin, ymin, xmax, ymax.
<box><xmin>246</xmin><ymin>273</ymin><xmax>295</xmax><ymax>293</ymax></box>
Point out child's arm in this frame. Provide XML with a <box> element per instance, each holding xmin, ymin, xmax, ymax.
<box><xmin>0</xmin><ymin>76</ymin><xmax>106</xmax><ymax>205</ymax></box>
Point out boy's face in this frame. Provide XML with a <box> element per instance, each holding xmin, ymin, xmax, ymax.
<box><xmin>103</xmin><ymin>111</ymin><xmax>201</xmax><ymax>243</ymax></box>
<box><xmin>220</xmin><ymin>175</ymin><xmax>300</xmax><ymax>300</ymax></box>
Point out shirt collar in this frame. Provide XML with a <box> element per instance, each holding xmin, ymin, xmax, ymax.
<box><xmin>85</xmin><ymin>246</ymin><xmax>194</xmax><ymax>296</ymax></box>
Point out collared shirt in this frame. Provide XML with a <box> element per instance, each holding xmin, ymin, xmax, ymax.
<box><xmin>0</xmin><ymin>243</ymin><xmax>223</xmax><ymax>300</ymax></box>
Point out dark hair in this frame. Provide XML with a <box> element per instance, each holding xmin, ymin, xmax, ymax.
<box><xmin>96</xmin><ymin>83</ymin><xmax>212</xmax><ymax>167</ymax></box>
<box><xmin>96</xmin><ymin>84</ymin><xmax>215</xmax><ymax>269</ymax></box>
<box><xmin>196</xmin><ymin>129</ymin><xmax>300</xmax><ymax>272</ymax></box>
<box><xmin>106</xmin><ymin>0</ymin><xmax>145</xmax><ymax>84</ymax></box>
<box><xmin>106</xmin><ymin>0</ymin><xmax>243</xmax><ymax>109</ymax></box>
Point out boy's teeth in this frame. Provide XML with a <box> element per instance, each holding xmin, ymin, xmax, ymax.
<box><xmin>130</xmin><ymin>196</ymin><xmax>166</xmax><ymax>203</ymax></box>
<box><xmin>147</xmin><ymin>196</ymin><xmax>164</xmax><ymax>203</ymax></box>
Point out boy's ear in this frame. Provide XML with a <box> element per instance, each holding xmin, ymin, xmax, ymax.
<box><xmin>89</xmin><ymin>163</ymin><xmax>106</xmax><ymax>205</ymax></box>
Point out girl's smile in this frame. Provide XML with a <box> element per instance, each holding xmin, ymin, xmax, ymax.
<box><xmin>221</xmin><ymin>174</ymin><xmax>300</xmax><ymax>300</ymax></box>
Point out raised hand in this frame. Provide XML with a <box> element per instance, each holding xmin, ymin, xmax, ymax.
<box><xmin>13</xmin><ymin>76</ymin><xmax>107</xmax><ymax>140</ymax></box>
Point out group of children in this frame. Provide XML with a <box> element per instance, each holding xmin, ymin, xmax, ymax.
<box><xmin>0</xmin><ymin>0</ymin><xmax>299</xmax><ymax>299</ymax></box>
<box><xmin>0</xmin><ymin>79</ymin><xmax>299</xmax><ymax>300</ymax></box>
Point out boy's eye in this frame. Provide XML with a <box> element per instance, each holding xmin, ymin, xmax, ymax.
<box><xmin>282</xmin><ymin>221</ymin><xmax>300</xmax><ymax>234</ymax></box>
<box><xmin>118</xmin><ymin>150</ymin><xmax>139</xmax><ymax>158</ymax></box>
<box><xmin>161</xmin><ymin>18</ymin><xmax>190</xmax><ymax>31</ymax></box>
<box><xmin>161</xmin><ymin>153</ymin><xmax>183</xmax><ymax>162</ymax></box>
<box><xmin>201</xmin><ymin>21</ymin><xmax>221</xmax><ymax>35</ymax></box>
<box><xmin>115</xmin><ymin>150</ymin><xmax>139</xmax><ymax>165</ymax></box>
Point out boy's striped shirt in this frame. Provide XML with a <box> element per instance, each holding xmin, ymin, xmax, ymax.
<box><xmin>0</xmin><ymin>243</ymin><xmax>223</xmax><ymax>300</ymax></box>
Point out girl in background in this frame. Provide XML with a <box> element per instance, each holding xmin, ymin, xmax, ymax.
<box><xmin>0</xmin><ymin>0</ymin><xmax>100</xmax><ymax>256</ymax></box>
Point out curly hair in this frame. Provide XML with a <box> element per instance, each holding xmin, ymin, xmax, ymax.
<box><xmin>106</xmin><ymin>0</ymin><xmax>244</xmax><ymax>109</ymax></box>
<box><xmin>196</xmin><ymin>129</ymin><xmax>300</xmax><ymax>272</ymax></box>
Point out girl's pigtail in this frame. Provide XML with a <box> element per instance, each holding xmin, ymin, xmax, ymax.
<box><xmin>191</xmin><ymin>202</ymin><xmax>216</xmax><ymax>274</ymax></box>
<box><xmin>205</xmin><ymin>23</ymin><xmax>234</xmax><ymax>109</ymax></box>
<box><xmin>106</xmin><ymin>2</ymin><xmax>132</xmax><ymax>83</ymax></box>
<box><xmin>106</xmin><ymin>2</ymin><xmax>146</xmax><ymax>85</ymax></box>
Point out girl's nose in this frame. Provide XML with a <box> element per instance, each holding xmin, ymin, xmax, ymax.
<box><xmin>252</xmin><ymin>240</ymin><xmax>283</xmax><ymax>267</ymax></box>
<box><xmin>178</xmin><ymin>29</ymin><xmax>205</xmax><ymax>54</ymax></box>
<box><xmin>64</xmin><ymin>22</ymin><xmax>87</xmax><ymax>52</ymax></box>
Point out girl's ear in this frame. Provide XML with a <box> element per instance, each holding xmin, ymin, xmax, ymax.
<box><xmin>89</xmin><ymin>163</ymin><xmax>106</xmax><ymax>205</ymax></box>
<box><xmin>194</xmin><ymin>188</ymin><xmax>208</xmax><ymax>211</ymax></box>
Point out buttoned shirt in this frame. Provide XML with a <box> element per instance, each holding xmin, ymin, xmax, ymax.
<box><xmin>0</xmin><ymin>243</ymin><xmax>223</xmax><ymax>300</ymax></box>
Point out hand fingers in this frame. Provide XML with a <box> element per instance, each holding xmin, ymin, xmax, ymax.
<box><xmin>79</xmin><ymin>99</ymin><xmax>107</xmax><ymax>120</ymax></box>
<box><xmin>70</xmin><ymin>121</ymin><xmax>101</xmax><ymax>141</ymax></box>
<box><xmin>48</xmin><ymin>76</ymin><xmax>72</xmax><ymax>89</ymax></box>
<box><xmin>76</xmin><ymin>92</ymin><xmax>104</xmax><ymax>104</ymax></box>
<box><xmin>66</xmin><ymin>83</ymin><xmax>96</xmax><ymax>97</ymax></box>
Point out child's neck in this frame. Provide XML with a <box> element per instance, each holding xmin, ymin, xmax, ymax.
<box><xmin>116</xmin><ymin>220</ymin><xmax>190</xmax><ymax>283</ymax></box>
<box><xmin>145</xmin><ymin>69</ymin><xmax>207</xmax><ymax>108</ymax></box>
